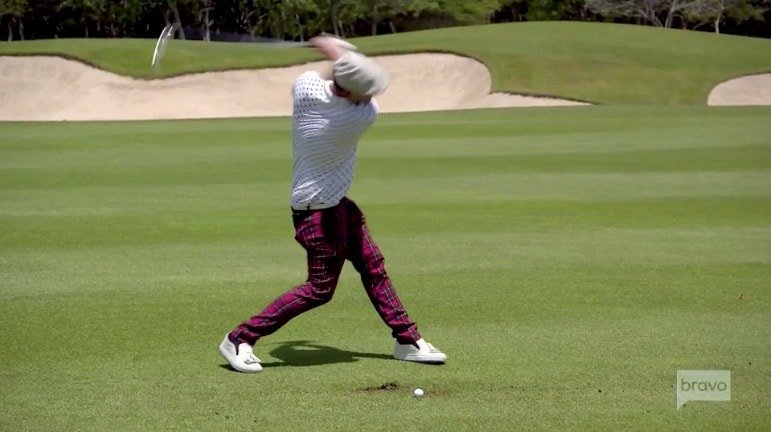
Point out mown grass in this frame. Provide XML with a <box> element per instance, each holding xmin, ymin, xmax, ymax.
<box><xmin>1</xmin><ymin>22</ymin><xmax>770</xmax><ymax>104</ymax></box>
<box><xmin>1</xmin><ymin>106</ymin><xmax>769</xmax><ymax>431</ymax></box>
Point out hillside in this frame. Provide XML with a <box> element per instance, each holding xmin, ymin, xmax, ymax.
<box><xmin>1</xmin><ymin>22</ymin><xmax>770</xmax><ymax>104</ymax></box>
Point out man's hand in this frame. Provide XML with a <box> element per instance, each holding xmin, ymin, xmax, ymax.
<box><xmin>309</xmin><ymin>35</ymin><xmax>356</xmax><ymax>61</ymax></box>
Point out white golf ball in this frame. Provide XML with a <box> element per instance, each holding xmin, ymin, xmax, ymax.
<box><xmin>413</xmin><ymin>388</ymin><xmax>424</xmax><ymax>398</ymax></box>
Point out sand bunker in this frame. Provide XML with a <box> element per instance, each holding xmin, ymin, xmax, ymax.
<box><xmin>0</xmin><ymin>54</ymin><xmax>587</xmax><ymax>121</ymax></box>
<box><xmin>708</xmin><ymin>73</ymin><xmax>771</xmax><ymax>106</ymax></box>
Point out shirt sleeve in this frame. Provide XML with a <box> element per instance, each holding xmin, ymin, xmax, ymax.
<box><xmin>293</xmin><ymin>71</ymin><xmax>327</xmax><ymax>103</ymax></box>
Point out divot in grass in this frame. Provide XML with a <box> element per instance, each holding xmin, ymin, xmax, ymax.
<box><xmin>358</xmin><ymin>382</ymin><xmax>402</xmax><ymax>392</ymax></box>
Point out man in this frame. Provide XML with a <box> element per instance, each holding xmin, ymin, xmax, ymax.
<box><xmin>219</xmin><ymin>36</ymin><xmax>446</xmax><ymax>373</ymax></box>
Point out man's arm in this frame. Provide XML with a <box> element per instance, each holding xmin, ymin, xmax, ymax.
<box><xmin>309</xmin><ymin>35</ymin><xmax>351</xmax><ymax>61</ymax></box>
<box><xmin>292</xmin><ymin>36</ymin><xmax>351</xmax><ymax>100</ymax></box>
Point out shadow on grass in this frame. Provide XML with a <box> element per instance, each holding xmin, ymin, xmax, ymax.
<box><xmin>220</xmin><ymin>340</ymin><xmax>392</xmax><ymax>371</ymax></box>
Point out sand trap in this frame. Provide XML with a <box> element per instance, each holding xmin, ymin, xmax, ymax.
<box><xmin>708</xmin><ymin>73</ymin><xmax>771</xmax><ymax>106</ymax></box>
<box><xmin>0</xmin><ymin>54</ymin><xmax>587</xmax><ymax>121</ymax></box>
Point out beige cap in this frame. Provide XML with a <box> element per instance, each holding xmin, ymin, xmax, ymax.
<box><xmin>333</xmin><ymin>51</ymin><xmax>389</xmax><ymax>97</ymax></box>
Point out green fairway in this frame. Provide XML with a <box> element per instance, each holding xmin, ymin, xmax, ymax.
<box><xmin>2</xmin><ymin>22</ymin><xmax>771</xmax><ymax>104</ymax></box>
<box><xmin>1</xmin><ymin>106</ymin><xmax>769</xmax><ymax>430</ymax></box>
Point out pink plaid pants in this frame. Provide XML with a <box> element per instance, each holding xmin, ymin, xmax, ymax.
<box><xmin>229</xmin><ymin>197</ymin><xmax>421</xmax><ymax>345</ymax></box>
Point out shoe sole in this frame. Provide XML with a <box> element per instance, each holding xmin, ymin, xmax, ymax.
<box><xmin>394</xmin><ymin>355</ymin><xmax>447</xmax><ymax>365</ymax></box>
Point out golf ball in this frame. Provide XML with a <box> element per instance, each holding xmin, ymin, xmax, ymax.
<box><xmin>413</xmin><ymin>388</ymin><xmax>424</xmax><ymax>398</ymax></box>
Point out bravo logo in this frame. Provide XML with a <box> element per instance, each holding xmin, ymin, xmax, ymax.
<box><xmin>676</xmin><ymin>370</ymin><xmax>731</xmax><ymax>411</ymax></box>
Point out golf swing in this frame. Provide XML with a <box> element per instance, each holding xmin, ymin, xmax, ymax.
<box><xmin>219</xmin><ymin>35</ymin><xmax>446</xmax><ymax>373</ymax></box>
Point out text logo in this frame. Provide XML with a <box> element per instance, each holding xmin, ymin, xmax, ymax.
<box><xmin>676</xmin><ymin>370</ymin><xmax>731</xmax><ymax>411</ymax></box>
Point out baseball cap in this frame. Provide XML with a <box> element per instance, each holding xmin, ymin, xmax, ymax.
<box><xmin>332</xmin><ymin>51</ymin><xmax>389</xmax><ymax>97</ymax></box>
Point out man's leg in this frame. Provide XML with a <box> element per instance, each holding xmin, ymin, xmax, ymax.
<box><xmin>343</xmin><ymin>198</ymin><xmax>422</xmax><ymax>345</ymax></box>
<box><xmin>229</xmin><ymin>207</ymin><xmax>347</xmax><ymax>345</ymax></box>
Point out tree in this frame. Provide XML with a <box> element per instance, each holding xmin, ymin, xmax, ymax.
<box><xmin>359</xmin><ymin>0</ymin><xmax>407</xmax><ymax>35</ymax></box>
<box><xmin>684</xmin><ymin>0</ymin><xmax>767</xmax><ymax>32</ymax></box>
<box><xmin>585</xmin><ymin>0</ymin><xmax>706</xmax><ymax>27</ymax></box>
<box><xmin>585</xmin><ymin>0</ymin><xmax>661</xmax><ymax>26</ymax></box>
<box><xmin>165</xmin><ymin>0</ymin><xmax>186</xmax><ymax>39</ymax></box>
<box><xmin>2</xmin><ymin>0</ymin><xmax>768</xmax><ymax>40</ymax></box>
<box><xmin>663</xmin><ymin>0</ymin><xmax>699</xmax><ymax>27</ymax></box>
<box><xmin>251</xmin><ymin>0</ymin><xmax>318</xmax><ymax>40</ymax></box>
<box><xmin>494</xmin><ymin>0</ymin><xmax>591</xmax><ymax>22</ymax></box>
<box><xmin>1</xmin><ymin>0</ymin><xmax>27</xmax><ymax>40</ymax></box>
<box><xmin>519</xmin><ymin>0</ymin><xmax>585</xmax><ymax>20</ymax></box>
<box><xmin>441</xmin><ymin>0</ymin><xmax>503</xmax><ymax>23</ymax></box>
<box><xmin>320</xmin><ymin>0</ymin><xmax>365</xmax><ymax>37</ymax></box>
<box><xmin>197</xmin><ymin>0</ymin><xmax>213</xmax><ymax>41</ymax></box>
<box><xmin>283</xmin><ymin>0</ymin><xmax>324</xmax><ymax>41</ymax></box>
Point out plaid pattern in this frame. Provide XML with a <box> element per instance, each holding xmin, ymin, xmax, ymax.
<box><xmin>230</xmin><ymin>197</ymin><xmax>421</xmax><ymax>346</ymax></box>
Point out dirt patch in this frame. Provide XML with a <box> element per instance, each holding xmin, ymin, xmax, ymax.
<box><xmin>358</xmin><ymin>381</ymin><xmax>402</xmax><ymax>392</ymax></box>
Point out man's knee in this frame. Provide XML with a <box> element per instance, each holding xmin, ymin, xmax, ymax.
<box><xmin>305</xmin><ymin>279</ymin><xmax>337</xmax><ymax>305</ymax></box>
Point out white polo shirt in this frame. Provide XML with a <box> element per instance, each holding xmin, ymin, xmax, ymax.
<box><xmin>290</xmin><ymin>71</ymin><xmax>378</xmax><ymax>210</ymax></box>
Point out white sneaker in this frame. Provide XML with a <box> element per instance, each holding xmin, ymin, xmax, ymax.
<box><xmin>219</xmin><ymin>334</ymin><xmax>263</xmax><ymax>373</ymax></box>
<box><xmin>393</xmin><ymin>338</ymin><xmax>447</xmax><ymax>364</ymax></box>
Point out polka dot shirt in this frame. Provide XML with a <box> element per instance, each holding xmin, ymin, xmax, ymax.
<box><xmin>290</xmin><ymin>71</ymin><xmax>378</xmax><ymax>210</ymax></box>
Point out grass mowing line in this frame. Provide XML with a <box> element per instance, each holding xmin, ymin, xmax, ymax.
<box><xmin>2</xmin><ymin>22</ymin><xmax>771</xmax><ymax>104</ymax></box>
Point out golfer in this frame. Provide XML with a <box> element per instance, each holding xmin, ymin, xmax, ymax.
<box><xmin>219</xmin><ymin>36</ymin><xmax>446</xmax><ymax>373</ymax></box>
